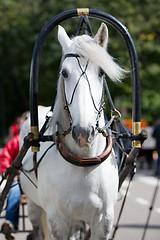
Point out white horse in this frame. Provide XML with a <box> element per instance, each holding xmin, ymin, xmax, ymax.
<box><xmin>20</xmin><ymin>22</ymin><xmax>125</xmax><ymax>240</ymax></box>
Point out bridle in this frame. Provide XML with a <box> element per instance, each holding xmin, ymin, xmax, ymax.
<box><xmin>57</xmin><ymin>53</ymin><xmax>113</xmax><ymax>166</ymax></box>
<box><xmin>60</xmin><ymin>53</ymin><xmax>105</xmax><ymax>135</ymax></box>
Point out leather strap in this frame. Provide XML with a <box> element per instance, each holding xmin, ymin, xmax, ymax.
<box><xmin>58</xmin><ymin>136</ymin><xmax>113</xmax><ymax>167</ymax></box>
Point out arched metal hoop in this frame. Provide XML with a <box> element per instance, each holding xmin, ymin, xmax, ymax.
<box><xmin>30</xmin><ymin>8</ymin><xmax>141</xmax><ymax>151</ymax></box>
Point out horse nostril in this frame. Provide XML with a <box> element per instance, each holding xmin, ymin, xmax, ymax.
<box><xmin>91</xmin><ymin>126</ymin><xmax>95</xmax><ymax>137</ymax></box>
<box><xmin>88</xmin><ymin>126</ymin><xmax>95</xmax><ymax>142</ymax></box>
<box><xmin>72</xmin><ymin>126</ymin><xmax>77</xmax><ymax>142</ymax></box>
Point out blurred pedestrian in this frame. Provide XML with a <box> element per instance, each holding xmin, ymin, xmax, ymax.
<box><xmin>8</xmin><ymin>117</ymin><xmax>23</xmax><ymax>139</ymax></box>
<box><xmin>0</xmin><ymin>134</ymin><xmax>21</xmax><ymax>240</ymax></box>
<box><xmin>152</xmin><ymin>117</ymin><xmax>160</xmax><ymax>176</ymax></box>
<box><xmin>0</xmin><ymin>113</ymin><xmax>28</xmax><ymax>240</ymax></box>
<box><xmin>142</xmin><ymin>124</ymin><xmax>156</xmax><ymax>169</ymax></box>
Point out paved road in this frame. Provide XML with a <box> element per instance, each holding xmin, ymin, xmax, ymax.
<box><xmin>0</xmin><ymin>167</ymin><xmax>159</xmax><ymax>240</ymax></box>
<box><xmin>0</xmin><ymin>202</ymin><xmax>32</xmax><ymax>240</ymax></box>
<box><xmin>112</xmin><ymin>167</ymin><xmax>160</xmax><ymax>240</ymax></box>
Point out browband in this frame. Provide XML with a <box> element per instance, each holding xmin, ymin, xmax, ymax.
<box><xmin>64</xmin><ymin>53</ymin><xmax>80</xmax><ymax>59</ymax></box>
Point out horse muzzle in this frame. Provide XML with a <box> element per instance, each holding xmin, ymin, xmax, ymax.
<box><xmin>72</xmin><ymin>125</ymin><xmax>95</xmax><ymax>148</ymax></box>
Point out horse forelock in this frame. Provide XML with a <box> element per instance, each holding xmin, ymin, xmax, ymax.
<box><xmin>71</xmin><ymin>34</ymin><xmax>126</xmax><ymax>82</ymax></box>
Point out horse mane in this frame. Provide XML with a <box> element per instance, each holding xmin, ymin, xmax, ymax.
<box><xmin>71</xmin><ymin>34</ymin><xmax>126</xmax><ymax>82</ymax></box>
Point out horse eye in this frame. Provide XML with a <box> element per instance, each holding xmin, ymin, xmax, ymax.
<box><xmin>61</xmin><ymin>69</ymin><xmax>68</xmax><ymax>78</ymax></box>
<box><xmin>99</xmin><ymin>68</ymin><xmax>104</xmax><ymax>78</ymax></box>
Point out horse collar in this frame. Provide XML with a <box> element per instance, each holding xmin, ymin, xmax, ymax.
<box><xmin>58</xmin><ymin>136</ymin><xmax>113</xmax><ymax>167</ymax></box>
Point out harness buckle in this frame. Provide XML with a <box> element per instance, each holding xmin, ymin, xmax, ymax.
<box><xmin>111</xmin><ymin>109</ymin><xmax>121</xmax><ymax>120</ymax></box>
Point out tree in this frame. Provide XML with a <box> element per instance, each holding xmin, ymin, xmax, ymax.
<box><xmin>0</xmin><ymin>0</ymin><xmax>160</xmax><ymax>143</ymax></box>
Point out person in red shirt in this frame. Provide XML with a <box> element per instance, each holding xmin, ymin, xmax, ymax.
<box><xmin>0</xmin><ymin>134</ymin><xmax>21</xmax><ymax>240</ymax></box>
<box><xmin>0</xmin><ymin>134</ymin><xmax>20</xmax><ymax>174</ymax></box>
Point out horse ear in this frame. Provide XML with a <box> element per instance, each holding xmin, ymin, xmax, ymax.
<box><xmin>94</xmin><ymin>23</ymin><xmax>108</xmax><ymax>48</ymax></box>
<box><xmin>58</xmin><ymin>25</ymin><xmax>71</xmax><ymax>53</ymax></box>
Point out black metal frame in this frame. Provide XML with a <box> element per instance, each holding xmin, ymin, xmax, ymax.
<box><xmin>30</xmin><ymin>8</ymin><xmax>141</xmax><ymax>148</ymax></box>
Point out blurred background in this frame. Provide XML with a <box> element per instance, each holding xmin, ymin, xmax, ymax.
<box><xmin>0</xmin><ymin>0</ymin><xmax>160</xmax><ymax>146</ymax></box>
<box><xmin>0</xmin><ymin>1</ymin><xmax>160</xmax><ymax>239</ymax></box>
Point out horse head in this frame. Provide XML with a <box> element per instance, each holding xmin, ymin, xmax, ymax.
<box><xmin>55</xmin><ymin>23</ymin><xmax>125</xmax><ymax>152</ymax></box>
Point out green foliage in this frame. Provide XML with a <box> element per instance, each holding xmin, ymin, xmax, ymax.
<box><xmin>0</xmin><ymin>0</ymin><xmax>160</xmax><ymax>141</ymax></box>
